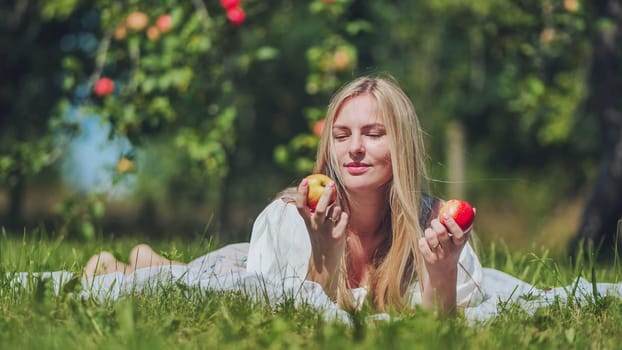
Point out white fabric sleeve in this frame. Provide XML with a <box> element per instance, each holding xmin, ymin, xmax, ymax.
<box><xmin>407</xmin><ymin>241</ymin><xmax>485</xmax><ymax>308</ymax></box>
<box><xmin>455</xmin><ymin>242</ymin><xmax>485</xmax><ymax>307</ymax></box>
<box><xmin>245</xmin><ymin>200</ymin><xmax>311</xmax><ymax>280</ymax></box>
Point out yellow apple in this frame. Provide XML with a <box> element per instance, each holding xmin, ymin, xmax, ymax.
<box><xmin>305</xmin><ymin>174</ymin><xmax>335</xmax><ymax>210</ymax></box>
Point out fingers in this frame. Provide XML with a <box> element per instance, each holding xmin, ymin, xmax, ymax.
<box><xmin>297</xmin><ymin>178</ymin><xmax>310</xmax><ymax>210</ymax></box>
<box><xmin>424</xmin><ymin>227</ymin><xmax>441</xmax><ymax>250</ymax></box>
<box><xmin>313</xmin><ymin>181</ymin><xmax>337</xmax><ymax>215</ymax></box>
<box><xmin>438</xmin><ymin>214</ymin><xmax>469</xmax><ymax>245</ymax></box>
<box><xmin>279</xmin><ymin>179</ymin><xmax>310</xmax><ymax>209</ymax></box>
<box><xmin>430</xmin><ymin>220</ymin><xmax>454</xmax><ymax>250</ymax></box>
<box><xmin>421</xmin><ymin>218</ymin><xmax>470</xmax><ymax>258</ymax></box>
<box><xmin>333</xmin><ymin>211</ymin><xmax>348</xmax><ymax>236</ymax></box>
<box><xmin>281</xmin><ymin>178</ymin><xmax>345</xmax><ymax>234</ymax></box>
<box><xmin>326</xmin><ymin>205</ymin><xmax>342</xmax><ymax>223</ymax></box>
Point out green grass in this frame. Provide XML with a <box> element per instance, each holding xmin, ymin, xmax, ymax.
<box><xmin>2</xmin><ymin>230</ymin><xmax>622</xmax><ymax>349</ymax></box>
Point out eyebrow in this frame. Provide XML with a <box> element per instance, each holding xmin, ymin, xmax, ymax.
<box><xmin>332</xmin><ymin>122</ymin><xmax>386</xmax><ymax>130</ymax></box>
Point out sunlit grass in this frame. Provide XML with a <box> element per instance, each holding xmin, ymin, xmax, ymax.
<box><xmin>2</xmin><ymin>229</ymin><xmax>622</xmax><ymax>349</ymax></box>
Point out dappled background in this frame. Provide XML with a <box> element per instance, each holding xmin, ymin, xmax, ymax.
<box><xmin>1</xmin><ymin>0</ymin><xmax>620</xmax><ymax>261</ymax></box>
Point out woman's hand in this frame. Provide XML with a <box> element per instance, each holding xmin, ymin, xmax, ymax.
<box><xmin>418</xmin><ymin>211</ymin><xmax>473</xmax><ymax>313</ymax></box>
<box><xmin>419</xmin><ymin>214</ymin><xmax>471</xmax><ymax>271</ymax></box>
<box><xmin>282</xmin><ymin>178</ymin><xmax>348</xmax><ymax>296</ymax></box>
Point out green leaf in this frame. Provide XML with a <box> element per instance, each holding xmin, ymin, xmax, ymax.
<box><xmin>256</xmin><ymin>47</ymin><xmax>279</xmax><ymax>61</ymax></box>
<box><xmin>345</xmin><ymin>20</ymin><xmax>373</xmax><ymax>35</ymax></box>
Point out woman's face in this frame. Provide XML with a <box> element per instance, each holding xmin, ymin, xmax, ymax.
<box><xmin>332</xmin><ymin>94</ymin><xmax>392</xmax><ymax>194</ymax></box>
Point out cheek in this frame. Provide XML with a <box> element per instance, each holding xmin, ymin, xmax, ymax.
<box><xmin>384</xmin><ymin>154</ymin><xmax>392</xmax><ymax>167</ymax></box>
<box><xmin>381</xmin><ymin>155</ymin><xmax>393</xmax><ymax>176</ymax></box>
<box><xmin>333</xmin><ymin>142</ymin><xmax>348</xmax><ymax>158</ymax></box>
<box><xmin>370</xmin><ymin>142</ymin><xmax>391</xmax><ymax>163</ymax></box>
<box><xmin>377</xmin><ymin>145</ymin><xmax>393</xmax><ymax>175</ymax></box>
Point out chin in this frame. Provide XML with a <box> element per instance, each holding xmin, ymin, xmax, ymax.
<box><xmin>342</xmin><ymin>176</ymin><xmax>391</xmax><ymax>193</ymax></box>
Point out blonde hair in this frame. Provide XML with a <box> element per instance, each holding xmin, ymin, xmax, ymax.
<box><xmin>314</xmin><ymin>75</ymin><xmax>428</xmax><ymax>312</ymax></box>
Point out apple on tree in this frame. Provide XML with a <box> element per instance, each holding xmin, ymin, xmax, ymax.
<box><xmin>113</xmin><ymin>25</ymin><xmax>127</xmax><ymax>40</ymax></box>
<box><xmin>93</xmin><ymin>77</ymin><xmax>115</xmax><ymax>97</ymax></box>
<box><xmin>156</xmin><ymin>14</ymin><xmax>173</xmax><ymax>33</ymax></box>
<box><xmin>146</xmin><ymin>26</ymin><xmax>160</xmax><ymax>41</ymax></box>
<box><xmin>438</xmin><ymin>199</ymin><xmax>475</xmax><ymax>232</ymax></box>
<box><xmin>305</xmin><ymin>174</ymin><xmax>336</xmax><ymax>211</ymax></box>
<box><xmin>226</xmin><ymin>7</ymin><xmax>246</xmax><ymax>25</ymax></box>
<box><xmin>220</xmin><ymin>0</ymin><xmax>241</xmax><ymax>9</ymax></box>
<box><xmin>312</xmin><ymin>119</ymin><xmax>325</xmax><ymax>137</ymax></box>
<box><xmin>126</xmin><ymin>11</ymin><xmax>149</xmax><ymax>31</ymax></box>
<box><xmin>116</xmin><ymin>157</ymin><xmax>136</xmax><ymax>173</ymax></box>
<box><xmin>333</xmin><ymin>50</ymin><xmax>351</xmax><ymax>71</ymax></box>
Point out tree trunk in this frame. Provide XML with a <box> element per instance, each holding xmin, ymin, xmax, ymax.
<box><xmin>8</xmin><ymin>173</ymin><xmax>25</xmax><ymax>229</ymax></box>
<box><xmin>446</xmin><ymin>121</ymin><xmax>466</xmax><ymax>199</ymax></box>
<box><xmin>571</xmin><ymin>0</ymin><xmax>622</xmax><ymax>258</ymax></box>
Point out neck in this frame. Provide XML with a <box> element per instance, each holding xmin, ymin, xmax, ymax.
<box><xmin>345</xmin><ymin>189</ymin><xmax>389</xmax><ymax>239</ymax></box>
<box><xmin>344</xmin><ymin>190</ymin><xmax>391</xmax><ymax>288</ymax></box>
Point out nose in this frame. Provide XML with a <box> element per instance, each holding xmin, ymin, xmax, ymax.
<box><xmin>348</xmin><ymin>134</ymin><xmax>365</xmax><ymax>158</ymax></box>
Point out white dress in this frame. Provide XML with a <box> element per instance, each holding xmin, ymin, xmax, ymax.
<box><xmin>246</xmin><ymin>199</ymin><xmax>485</xmax><ymax>308</ymax></box>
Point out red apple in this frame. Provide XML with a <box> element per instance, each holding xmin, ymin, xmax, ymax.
<box><xmin>126</xmin><ymin>11</ymin><xmax>149</xmax><ymax>31</ymax></box>
<box><xmin>156</xmin><ymin>14</ymin><xmax>173</xmax><ymax>33</ymax></box>
<box><xmin>305</xmin><ymin>174</ymin><xmax>336</xmax><ymax>211</ymax></box>
<box><xmin>93</xmin><ymin>77</ymin><xmax>115</xmax><ymax>97</ymax></box>
<box><xmin>226</xmin><ymin>6</ymin><xmax>246</xmax><ymax>25</ymax></box>
<box><xmin>439</xmin><ymin>199</ymin><xmax>475</xmax><ymax>231</ymax></box>
<box><xmin>221</xmin><ymin>0</ymin><xmax>241</xmax><ymax>9</ymax></box>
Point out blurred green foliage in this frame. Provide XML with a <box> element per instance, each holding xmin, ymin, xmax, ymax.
<box><xmin>0</xmin><ymin>0</ymin><xmax>612</xmax><ymax>245</ymax></box>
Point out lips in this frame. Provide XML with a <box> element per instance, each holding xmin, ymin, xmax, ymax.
<box><xmin>345</xmin><ymin>162</ymin><xmax>370</xmax><ymax>175</ymax></box>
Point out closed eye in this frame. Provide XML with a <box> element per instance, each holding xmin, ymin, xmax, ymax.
<box><xmin>332</xmin><ymin>127</ymin><xmax>350</xmax><ymax>140</ymax></box>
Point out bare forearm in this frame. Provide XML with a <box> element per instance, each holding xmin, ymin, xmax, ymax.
<box><xmin>306</xmin><ymin>253</ymin><xmax>342</xmax><ymax>300</ymax></box>
<box><xmin>421</xmin><ymin>266</ymin><xmax>458</xmax><ymax>314</ymax></box>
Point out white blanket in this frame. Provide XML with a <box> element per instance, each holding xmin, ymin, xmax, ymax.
<box><xmin>8</xmin><ymin>265</ymin><xmax>622</xmax><ymax>324</ymax></box>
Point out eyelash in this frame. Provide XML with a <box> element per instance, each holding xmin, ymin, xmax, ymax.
<box><xmin>333</xmin><ymin>132</ymin><xmax>384</xmax><ymax>139</ymax></box>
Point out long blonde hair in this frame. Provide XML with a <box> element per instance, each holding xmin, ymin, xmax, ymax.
<box><xmin>314</xmin><ymin>75</ymin><xmax>428</xmax><ymax>312</ymax></box>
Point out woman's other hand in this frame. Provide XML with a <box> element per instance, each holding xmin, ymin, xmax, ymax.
<box><xmin>418</xmin><ymin>213</ymin><xmax>473</xmax><ymax>313</ymax></box>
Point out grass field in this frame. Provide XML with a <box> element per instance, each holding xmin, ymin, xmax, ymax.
<box><xmin>2</xmin><ymin>230</ymin><xmax>622</xmax><ymax>349</ymax></box>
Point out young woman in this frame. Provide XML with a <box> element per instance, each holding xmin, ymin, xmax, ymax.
<box><xmin>84</xmin><ymin>76</ymin><xmax>484</xmax><ymax>314</ymax></box>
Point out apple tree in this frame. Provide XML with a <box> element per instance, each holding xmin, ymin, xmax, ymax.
<box><xmin>39</xmin><ymin>0</ymin><xmax>282</xmax><ymax>238</ymax></box>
